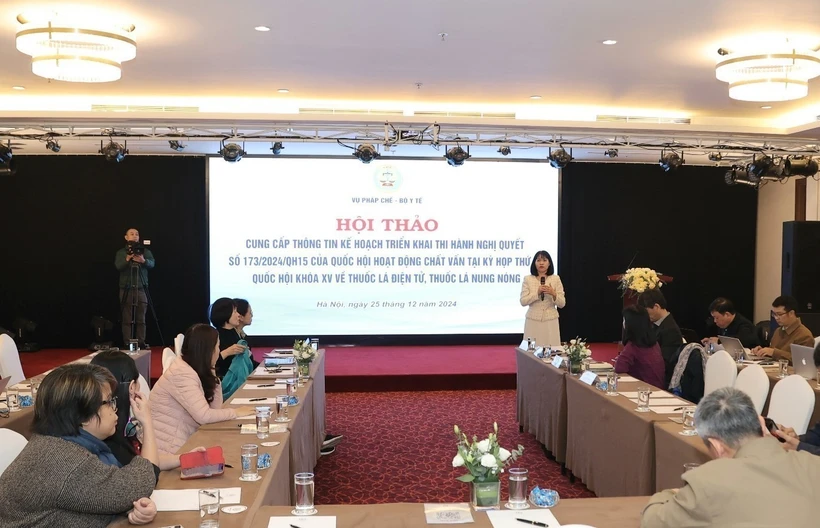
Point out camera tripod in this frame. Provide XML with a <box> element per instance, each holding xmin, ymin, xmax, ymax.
<box><xmin>119</xmin><ymin>259</ymin><xmax>164</xmax><ymax>350</ymax></box>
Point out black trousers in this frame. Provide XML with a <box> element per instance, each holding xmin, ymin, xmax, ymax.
<box><xmin>120</xmin><ymin>287</ymin><xmax>148</xmax><ymax>346</ymax></box>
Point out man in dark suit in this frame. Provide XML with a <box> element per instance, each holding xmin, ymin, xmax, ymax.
<box><xmin>638</xmin><ymin>289</ymin><xmax>683</xmax><ymax>386</ymax></box>
<box><xmin>702</xmin><ymin>297</ymin><xmax>759</xmax><ymax>348</ymax></box>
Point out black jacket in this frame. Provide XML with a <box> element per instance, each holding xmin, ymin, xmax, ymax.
<box><xmin>711</xmin><ymin>312</ymin><xmax>759</xmax><ymax>348</ymax></box>
<box><xmin>656</xmin><ymin>314</ymin><xmax>684</xmax><ymax>386</ymax></box>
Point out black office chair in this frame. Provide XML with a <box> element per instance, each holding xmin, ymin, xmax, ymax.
<box><xmin>755</xmin><ymin>321</ymin><xmax>771</xmax><ymax>348</ymax></box>
<box><xmin>680</xmin><ymin>328</ymin><xmax>699</xmax><ymax>344</ymax></box>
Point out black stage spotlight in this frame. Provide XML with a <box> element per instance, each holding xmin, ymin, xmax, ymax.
<box><xmin>784</xmin><ymin>156</ymin><xmax>819</xmax><ymax>176</ymax></box>
<box><xmin>748</xmin><ymin>154</ymin><xmax>774</xmax><ymax>179</ymax></box>
<box><xmin>353</xmin><ymin>144</ymin><xmax>379</xmax><ymax>163</ymax></box>
<box><xmin>708</xmin><ymin>152</ymin><xmax>723</xmax><ymax>162</ymax></box>
<box><xmin>548</xmin><ymin>147</ymin><xmax>572</xmax><ymax>169</ymax></box>
<box><xmin>100</xmin><ymin>140</ymin><xmax>128</xmax><ymax>163</ymax></box>
<box><xmin>498</xmin><ymin>146</ymin><xmax>511</xmax><ymax>156</ymax></box>
<box><xmin>271</xmin><ymin>142</ymin><xmax>284</xmax><ymax>155</ymax></box>
<box><xmin>45</xmin><ymin>139</ymin><xmax>61</xmax><ymax>152</ymax></box>
<box><xmin>0</xmin><ymin>143</ymin><xmax>12</xmax><ymax>163</ymax></box>
<box><xmin>725</xmin><ymin>165</ymin><xmax>758</xmax><ymax>188</ymax></box>
<box><xmin>659</xmin><ymin>150</ymin><xmax>683</xmax><ymax>171</ymax></box>
<box><xmin>219</xmin><ymin>142</ymin><xmax>246</xmax><ymax>162</ymax></box>
<box><xmin>604</xmin><ymin>148</ymin><xmax>619</xmax><ymax>158</ymax></box>
<box><xmin>168</xmin><ymin>140</ymin><xmax>186</xmax><ymax>151</ymax></box>
<box><xmin>0</xmin><ymin>142</ymin><xmax>15</xmax><ymax>175</ymax></box>
<box><xmin>445</xmin><ymin>146</ymin><xmax>470</xmax><ymax>167</ymax></box>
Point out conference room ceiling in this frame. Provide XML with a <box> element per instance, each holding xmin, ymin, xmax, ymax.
<box><xmin>2</xmin><ymin>0</ymin><xmax>820</xmax><ymax>161</ymax></box>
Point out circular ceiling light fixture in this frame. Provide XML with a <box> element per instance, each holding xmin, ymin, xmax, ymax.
<box><xmin>659</xmin><ymin>150</ymin><xmax>683</xmax><ymax>171</ymax></box>
<box><xmin>254</xmin><ymin>26</ymin><xmax>271</xmax><ymax>32</ymax></box>
<box><xmin>715</xmin><ymin>47</ymin><xmax>820</xmax><ymax>101</ymax></box>
<box><xmin>100</xmin><ymin>140</ymin><xmax>128</xmax><ymax>163</ymax></box>
<box><xmin>602</xmin><ymin>39</ymin><xmax>617</xmax><ymax>45</ymax></box>
<box><xmin>15</xmin><ymin>12</ymin><xmax>136</xmax><ymax>83</ymax></box>
<box><xmin>12</xmin><ymin>86</ymin><xmax>25</xmax><ymax>90</ymax></box>
<box><xmin>530</xmin><ymin>95</ymin><xmax>542</xmax><ymax>100</ymax></box>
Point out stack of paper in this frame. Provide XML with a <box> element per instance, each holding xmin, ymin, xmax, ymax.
<box><xmin>486</xmin><ymin>510</ymin><xmax>562</xmax><ymax>528</ymax></box>
<box><xmin>267</xmin><ymin>517</ymin><xmax>335</xmax><ymax>528</ymax></box>
<box><xmin>150</xmin><ymin>487</ymin><xmax>241</xmax><ymax>511</ymax></box>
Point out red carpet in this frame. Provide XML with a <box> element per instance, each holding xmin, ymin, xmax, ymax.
<box><xmin>20</xmin><ymin>343</ymin><xmax>621</xmax><ymax>392</ymax></box>
<box><xmin>313</xmin><ymin>390</ymin><xmax>594</xmax><ymax>504</ymax></box>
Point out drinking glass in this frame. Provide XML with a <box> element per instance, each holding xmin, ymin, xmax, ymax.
<box><xmin>293</xmin><ymin>472</ymin><xmax>317</xmax><ymax>515</ymax></box>
<box><xmin>778</xmin><ymin>359</ymin><xmax>789</xmax><ymax>379</ymax></box>
<box><xmin>275</xmin><ymin>395</ymin><xmax>289</xmax><ymax>422</ymax></box>
<box><xmin>198</xmin><ymin>488</ymin><xmax>220</xmax><ymax>528</ymax></box>
<box><xmin>7</xmin><ymin>388</ymin><xmax>20</xmax><ymax>413</ymax></box>
<box><xmin>606</xmin><ymin>372</ymin><xmax>618</xmax><ymax>395</ymax></box>
<box><xmin>506</xmin><ymin>468</ymin><xmax>529</xmax><ymax>510</ymax></box>
<box><xmin>816</xmin><ymin>369</ymin><xmax>820</xmax><ymax>389</ymax></box>
<box><xmin>127</xmin><ymin>339</ymin><xmax>139</xmax><ymax>354</ymax></box>
<box><xmin>679</xmin><ymin>407</ymin><xmax>697</xmax><ymax>436</ymax></box>
<box><xmin>526</xmin><ymin>338</ymin><xmax>535</xmax><ymax>351</ymax></box>
<box><xmin>240</xmin><ymin>444</ymin><xmax>260</xmax><ymax>481</ymax></box>
<box><xmin>683</xmin><ymin>463</ymin><xmax>700</xmax><ymax>472</ymax></box>
<box><xmin>286</xmin><ymin>381</ymin><xmax>296</xmax><ymax>397</ymax></box>
<box><xmin>255</xmin><ymin>406</ymin><xmax>271</xmax><ymax>439</ymax></box>
<box><xmin>636</xmin><ymin>386</ymin><xmax>651</xmax><ymax>413</ymax></box>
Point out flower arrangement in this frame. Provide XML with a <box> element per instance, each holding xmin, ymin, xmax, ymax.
<box><xmin>452</xmin><ymin>423</ymin><xmax>524</xmax><ymax>483</ymax></box>
<box><xmin>565</xmin><ymin>338</ymin><xmax>591</xmax><ymax>364</ymax></box>
<box><xmin>292</xmin><ymin>339</ymin><xmax>316</xmax><ymax>362</ymax></box>
<box><xmin>619</xmin><ymin>267</ymin><xmax>663</xmax><ymax>294</ymax></box>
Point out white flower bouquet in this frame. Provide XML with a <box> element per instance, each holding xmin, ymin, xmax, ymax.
<box><xmin>619</xmin><ymin>267</ymin><xmax>663</xmax><ymax>294</ymax></box>
<box><xmin>452</xmin><ymin>423</ymin><xmax>524</xmax><ymax>483</ymax></box>
<box><xmin>292</xmin><ymin>339</ymin><xmax>316</xmax><ymax>362</ymax></box>
<box><xmin>565</xmin><ymin>337</ymin><xmax>591</xmax><ymax>364</ymax></box>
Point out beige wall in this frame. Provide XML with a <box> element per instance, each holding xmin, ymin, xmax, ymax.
<box><xmin>754</xmin><ymin>178</ymin><xmax>796</xmax><ymax>322</ymax></box>
<box><xmin>808</xmin><ymin>178</ymin><xmax>819</xmax><ymax>221</ymax></box>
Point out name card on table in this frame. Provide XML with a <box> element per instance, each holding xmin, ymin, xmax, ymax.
<box><xmin>551</xmin><ymin>356</ymin><xmax>564</xmax><ymax>368</ymax></box>
<box><xmin>580</xmin><ymin>371</ymin><xmax>599</xmax><ymax>385</ymax></box>
<box><xmin>519</xmin><ymin>339</ymin><xmax>528</xmax><ymax>350</ymax></box>
<box><xmin>424</xmin><ymin>503</ymin><xmax>474</xmax><ymax>524</ymax></box>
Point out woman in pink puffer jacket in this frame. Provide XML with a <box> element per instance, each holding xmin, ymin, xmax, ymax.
<box><xmin>150</xmin><ymin>324</ymin><xmax>256</xmax><ymax>454</ymax></box>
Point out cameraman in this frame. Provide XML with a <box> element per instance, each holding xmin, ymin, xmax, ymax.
<box><xmin>115</xmin><ymin>228</ymin><xmax>155</xmax><ymax>348</ymax></box>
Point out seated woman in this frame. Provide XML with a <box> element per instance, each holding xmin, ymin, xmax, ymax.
<box><xmin>0</xmin><ymin>364</ymin><xmax>159</xmax><ymax>527</ymax></box>
<box><xmin>150</xmin><ymin>323</ymin><xmax>255</xmax><ymax>455</ymax></box>
<box><xmin>210</xmin><ymin>297</ymin><xmax>259</xmax><ymax>398</ymax></box>
<box><xmin>91</xmin><ymin>350</ymin><xmax>204</xmax><ymax>468</ymax></box>
<box><xmin>615</xmin><ymin>305</ymin><xmax>666</xmax><ymax>387</ymax></box>
<box><xmin>234</xmin><ymin>297</ymin><xmax>254</xmax><ymax>339</ymax></box>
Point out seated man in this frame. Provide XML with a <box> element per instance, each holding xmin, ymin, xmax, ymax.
<box><xmin>641</xmin><ymin>387</ymin><xmax>820</xmax><ymax>527</ymax></box>
<box><xmin>701</xmin><ymin>297</ymin><xmax>758</xmax><ymax>348</ymax></box>
<box><xmin>638</xmin><ymin>288</ymin><xmax>683</xmax><ymax>386</ymax></box>
<box><xmin>773</xmin><ymin>343</ymin><xmax>820</xmax><ymax>455</ymax></box>
<box><xmin>752</xmin><ymin>295</ymin><xmax>815</xmax><ymax>363</ymax></box>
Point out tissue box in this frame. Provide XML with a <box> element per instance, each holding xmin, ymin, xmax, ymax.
<box><xmin>179</xmin><ymin>446</ymin><xmax>225</xmax><ymax>480</ymax></box>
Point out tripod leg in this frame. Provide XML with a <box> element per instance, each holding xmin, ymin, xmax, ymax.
<box><xmin>140</xmin><ymin>269</ymin><xmax>166</xmax><ymax>348</ymax></box>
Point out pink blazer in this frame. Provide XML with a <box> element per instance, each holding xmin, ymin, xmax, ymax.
<box><xmin>149</xmin><ymin>358</ymin><xmax>237</xmax><ymax>455</ymax></box>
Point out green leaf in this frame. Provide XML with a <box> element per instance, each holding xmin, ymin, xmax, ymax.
<box><xmin>456</xmin><ymin>474</ymin><xmax>475</xmax><ymax>483</ymax></box>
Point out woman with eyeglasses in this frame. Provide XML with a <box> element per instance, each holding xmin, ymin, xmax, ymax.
<box><xmin>0</xmin><ymin>364</ymin><xmax>159</xmax><ymax>527</ymax></box>
<box><xmin>150</xmin><ymin>323</ymin><xmax>256</xmax><ymax>455</ymax></box>
<box><xmin>91</xmin><ymin>350</ymin><xmax>204</xmax><ymax>469</ymax></box>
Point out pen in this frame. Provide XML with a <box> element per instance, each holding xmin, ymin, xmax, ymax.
<box><xmin>249</xmin><ymin>397</ymin><xmax>266</xmax><ymax>402</ymax></box>
<box><xmin>673</xmin><ymin>407</ymin><xmax>683</xmax><ymax>411</ymax></box>
<box><xmin>516</xmin><ymin>519</ymin><xmax>547</xmax><ymax>527</ymax></box>
<box><xmin>257</xmin><ymin>384</ymin><xmax>276</xmax><ymax>387</ymax></box>
<box><xmin>290</xmin><ymin>524</ymin><xmax>302</xmax><ymax>528</ymax></box>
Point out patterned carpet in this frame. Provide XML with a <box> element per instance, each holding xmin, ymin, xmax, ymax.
<box><xmin>314</xmin><ymin>390</ymin><xmax>594</xmax><ymax>504</ymax></box>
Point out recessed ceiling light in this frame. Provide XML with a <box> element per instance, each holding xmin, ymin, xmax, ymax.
<box><xmin>12</xmin><ymin>86</ymin><xmax>25</xmax><ymax>90</ymax></box>
<box><xmin>530</xmin><ymin>95</ymin><xmax>542</xmax><ymax>100</ymax></box>
<box><xmin>277</xmin><ymin>88</ymin><xmax>289</xmax><ymax>93</ymax></box>
<box><xmin>760</xmin><ymin>105</ymin><xmax>772</xmax><ymax>109</ymax></box>
<box><xmin>602</xmin><ymin>39</ymin><xmax>617</xmax><ymax>45</ymax></box>
<box><xmin>254</xmin><ymin>26</ymin><xmax>271</xmax><ymax>32</ymax></box>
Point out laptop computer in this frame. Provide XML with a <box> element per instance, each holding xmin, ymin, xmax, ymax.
<box><xmin>791</xmin><ymin>344</ymin><xmax>817</xmax><ymax>379</ymax></box>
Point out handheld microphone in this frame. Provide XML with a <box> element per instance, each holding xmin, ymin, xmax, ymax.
<box><xmin>540</xmin><ymin>276</ymin><xmax>545</xmax><ymax>301</ymax></box>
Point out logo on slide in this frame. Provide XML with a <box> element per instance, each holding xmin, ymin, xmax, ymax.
<box><xmin>373</xmin><ymin>165</ymin><xmax>402</xmax><ymax>193</ymax></box>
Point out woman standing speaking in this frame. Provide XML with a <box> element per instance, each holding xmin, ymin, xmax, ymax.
<box><xmin>520</xmin><ymin>250</ymin><xmax>565</xmax><ymax>346</ymax></box>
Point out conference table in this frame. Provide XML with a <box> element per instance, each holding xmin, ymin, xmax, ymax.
<box><xmin>1</xmin><ymin>348</ymin><xmax>151</xmax><ymax>439</ymax></box>
<box><xmin>141</xmin><ymin>351</ymin><xmax>326</xmax><ymax>527</ymax></box>
<box><xmin>515</xmin><ymin>347</ymin><xmax>568</xmax><ymax>463</ymax></box>
<box><xmin>653</xmin><ymin>421</ymin><xmax>711</xmax><ymax>492</ymax></box>
<box><xmin>248</xmin><ymin>497</ymin><xmax>649</xmax><ymax>528</ymax></box>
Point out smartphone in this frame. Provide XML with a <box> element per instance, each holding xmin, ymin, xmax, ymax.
<box><xmin>764</xmin><ymin>417</ymin><xmax>786</xmax><ymax>443</ymax></box>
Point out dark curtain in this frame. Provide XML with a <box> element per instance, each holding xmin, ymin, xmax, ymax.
<box><xmin>557</xmin><ymin>163</ymin><xmax>758</xmax><ymax>342</ymax></box>
<box><xmin>0</xmin><ymin>155</ymin><xmax>208</xmax><ymax>348</ymax></box>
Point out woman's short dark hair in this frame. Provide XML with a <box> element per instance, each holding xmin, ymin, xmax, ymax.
<box><xmin>33</xmin><ymin>364</ymin><xmax>117</xmax><ymax>437</ymax></box>
<box><xmin>91</xmin><ymin>351</ymin><xmax>139</xmax><ymax>440</ymax></box>
<box><xmin>209</xmin><ymin>297</ymin><xmax>236</xmax><ymax>328</ymax></box>
<box><xmin>529</xmin><ymin>251</ymin><xmax>555</xmax><ymax>276</ymax></box>
<box><xmin>181</xmin><ymin>323</ymin><xmax>220</xmax><ymax>403</ymax></box>
<box><xmin>233</xmin><ymin>298</ymin><xmax>250</xmax><ymax>317</ymax></box>
<box><xmin>622</xmin><ymin>305</ymin><xmax>658</xmax><ymax>348</ymax></box>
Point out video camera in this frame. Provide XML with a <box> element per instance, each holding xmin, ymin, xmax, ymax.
<box><xmin>126</xmin><ymin>240</ymin><xmax>146</xmax><ymax>256</ymax></box>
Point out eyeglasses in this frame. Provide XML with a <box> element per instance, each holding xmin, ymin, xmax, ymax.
<box><xmin>771</xmin><ymin>311</ymin><xmax>789</xmax><ymax>318</ymax></box>
<box><xmin>101</xmin><ymin>396</ymin><xmax>118</xmax><ymax>412</ymax></box>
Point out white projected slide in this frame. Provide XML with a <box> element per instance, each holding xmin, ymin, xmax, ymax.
<box><xmin>208</xmin><ymin>157</ymin><xmax>559</xmax><ymax>335</ymax></box>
